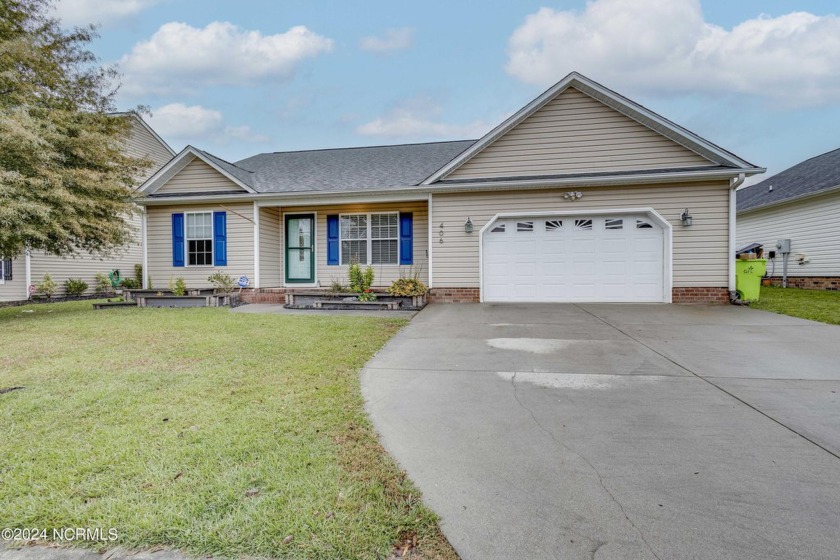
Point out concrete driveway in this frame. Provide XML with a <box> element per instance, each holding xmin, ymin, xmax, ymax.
<box><xmin>361</xmin><ymin>304</ymin><xmax>840</xmax><ymax>560</ymax></box>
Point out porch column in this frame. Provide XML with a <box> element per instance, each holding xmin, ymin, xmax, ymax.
<box><xmin>253</xmin><ymin>201</ymin><xmax>260</xmax><ymax>289</ymax></box>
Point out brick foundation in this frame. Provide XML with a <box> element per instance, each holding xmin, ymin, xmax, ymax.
<box><xmin>240</xmin><ymin>288</ymin><xmax>286</xmax><ymax>304</ymax></box>
<box><xmin>427</xmin><ymin>288</ymin><xmax>481</xmax><ymax>303</ymax></box>
<box><xmin>766</xmin><ymin>276</ymin><xmax>840</xmax><ymax>291</ymax></box>
<box><xmin>671</xmin><ymin>287</ymin><xmax>730</xmax><ymax>304</ymax></box>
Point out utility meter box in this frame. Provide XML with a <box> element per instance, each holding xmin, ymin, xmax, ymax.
<box><xmin>776</xmin><ymin>239</ymin><xmax>792</xmax><ymax>254</ymax></box>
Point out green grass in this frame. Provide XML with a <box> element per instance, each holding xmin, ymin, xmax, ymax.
<box><xmin>752</xmin><ymin>286</ymin><xmax>840</xmax><ymax>325</ymax></box>
<box><xmin>0</xmin><ymin>301</ymin><xmax>456</xmax><ymax>559</ymax></box>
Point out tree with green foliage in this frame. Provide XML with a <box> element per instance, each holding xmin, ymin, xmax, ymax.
<box><xmin>0</xmin><ymin>0</ymin><xmax>151</xmax><ymax>258</ymax></box>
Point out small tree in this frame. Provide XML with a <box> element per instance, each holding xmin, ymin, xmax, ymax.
<box><xmin>0</xmin><ymin>0</ymin><xmax>152</xmax><ymax>259</ymax></box>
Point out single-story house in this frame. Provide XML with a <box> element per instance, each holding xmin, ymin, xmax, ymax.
<box><xmin>737</xmin><ymin>147</ymin><xmax>840</xmax><ymax>289</ymax></box>
<box><xmin>136</xmin><ymin>72</ymin><xmax>763</xmax><ymax>304</ymax></box>
<box><xmin>0</xmin><ymin>113</ymin><xmax>174</xmax><ymax>302</ymax></box>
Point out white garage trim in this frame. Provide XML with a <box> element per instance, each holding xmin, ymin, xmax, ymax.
<box><xmin>478</xmin><ymin>207</ymin><xmax>673</xmax><ymax>303</ymax></box>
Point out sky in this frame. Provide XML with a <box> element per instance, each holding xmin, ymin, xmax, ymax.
<box><xmin>52</xmin><ymin>0</ymin><xmax>840</xmax><ymax>185</ymax></box>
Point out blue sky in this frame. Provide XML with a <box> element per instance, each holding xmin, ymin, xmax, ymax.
<box><xmin>54</xmin><ymin>0</ymin><xmax>840</xmax><ymax>184</ymax></box>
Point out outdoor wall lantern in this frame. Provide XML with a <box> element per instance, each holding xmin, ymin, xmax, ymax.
<box><xmin>680</xmin><ymin>208</ymin><xmax>693</xmax><ymax>227</ymax></box>
<box><xmin>464</xmin><ymin>217</ymin><xmax>474</xmax><ymax>233</ymax></box>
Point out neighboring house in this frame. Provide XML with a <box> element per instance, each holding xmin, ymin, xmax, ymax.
<box><xmin>136</xmin><ymin>72</ymin><xmax>763</xmax><ymax>304</ymax></box>
<box><xmin>0</xmin><ymin>113</ymin><xmax>175</xmax><ymax>302</ymax></box>
<box><xmin>737</xmin><ymin>147</ymin><xmax>840</xmax><ymax>289</ymax></box>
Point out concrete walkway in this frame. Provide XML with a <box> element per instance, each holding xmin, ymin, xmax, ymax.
<box><xmin>362</xmin><ymin>303</ymin><xmax>840</xmax><ymax>560</ymax></box>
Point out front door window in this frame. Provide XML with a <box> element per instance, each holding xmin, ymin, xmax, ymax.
<box><xmin>286</xmin><ymin>215</ymin><xmax>315</xmax><ymax>283</ymax></box>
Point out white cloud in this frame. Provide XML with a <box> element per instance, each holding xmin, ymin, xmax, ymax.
<box><xmin>148</xmin><ymin>103</ymin><xmax>268</xmax><ymax>144</ymax></box>
<box><xmin>357</xmin><ymin>95</ymin><xmax>493</xmax><ymax>139</ymax></box>
<box><xmin>120</xmin><ymin>22</ymin><xmax>333</xmax><ymax>95</ymax></box>
<box><xmin>506</xmin><ymin>0</ymin><xmax>840</xmax><ymax>106</ymax></box>
<box><xmin>360</xmin><ymin>28</ymin><xmax>414</xmax><ymax>53</ymax></box>
<box><xmin>53</xmin><ymin>0</ymin><xmax>158</xmax><ymax>27</ymax></box>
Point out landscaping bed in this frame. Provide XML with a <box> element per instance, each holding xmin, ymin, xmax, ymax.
<box><xmin>0</xmin><ymin>300</ymin><xmax>456</xmax><ymax>560</ymax></box>
<box><xmin>285</xmin><ymin>291</ymin><xmax>427</xmax><ymax>311</ymax></box>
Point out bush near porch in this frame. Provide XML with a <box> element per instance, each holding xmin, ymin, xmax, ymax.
<box><xmin>0</xmin><ymin>301</ymin><xmax>456</xmax><ymax>559</ymax></box>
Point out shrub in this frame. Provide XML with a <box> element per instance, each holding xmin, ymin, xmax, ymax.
<box><xmin>36</xmin><ymin>274</ymin><xmax>58</xmax><ymax>298</ymax></box>
<box><xmin>134</xmin><ymin>264</ymin><xmax>143</xmax><ymax>286</ymax></box>
<box><xmin>328</xmin><ymin>278</ymin><xmax>348</xmax><ymax>295</ymax></box>
<box><xmin>169</xmin><ymin>276</ymin><xmax>187</xmax><ymax>296</ymax></box>
<box><xmin>387</xmin><ymin>266</ymin><xmax>428</xmax><ymax>296</ymax></box>
<box><xmin>208</xmin><ymin>271</ymin><xmax>235</xmax><ymax>294</ymax></box>
<box><xmin>120</xmin><ymin>278</ymin><xmax>140</xmax><ymax>289</ymax></box>
<box><xmin>387</xmin><ymin>278</ymin><xmax>428</xmax><ymax>296</ymax></box>
<box><xmin>63</xmin><ymin>278</ymin><xmax>88</xmax><ymax>297</ymax></box>
<box><xmin>95</xmin><ymin>272</ymin><xmax>114</xmax><ymax>295</ymax></box>
<box><xmin>348</xmin><ymin>262</ymin><xmax>375</xmax><ymax>293</ymax></box>
<box><xmin>357</xmin><ymin>289</ymin><xmax>377</xmax><ymax>302</ymax></box>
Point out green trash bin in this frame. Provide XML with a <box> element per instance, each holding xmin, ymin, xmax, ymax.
<box><xmin>734</xmin><ymin>259</ymin><xmax>767</xmax><ymax>301</ymax></box>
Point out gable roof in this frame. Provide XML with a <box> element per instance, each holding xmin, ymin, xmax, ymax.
<box><xmin>142</xmin><ymin>140</ymin><xmax>475</xmax><ymax>197</ymax></box>
<box><xmin>423</xmin><ymin>72</ymin><xmax>762</xmax><ymax>184</ymax></box>
<box><xmin>737</xmin><ymin>147</ymin><xmax>840</xmax><ymax>213</ymax></box>
<box><xmin>139</xmin><ymin>146</ymin><xmax>257</xmax><ymax>195</ymax></box>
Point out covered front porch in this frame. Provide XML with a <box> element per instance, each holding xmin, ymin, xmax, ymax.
<box><xmin>252</xmin><ymin>196</ymin><xmax>430</xmax><ymax>291</ymax></box>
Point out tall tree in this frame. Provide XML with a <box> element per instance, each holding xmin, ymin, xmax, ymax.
<box><xmin>0</xmin><ymin>0</ymin><xmax>150</xmax><ymax>258</ymax></box>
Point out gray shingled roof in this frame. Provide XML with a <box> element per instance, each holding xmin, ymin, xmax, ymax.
<box><xmin>193</xmin><ymin>148</ymin><xmax>255</xmax><ymax>188</ymax></box>
<box><xmin>737</xmin><ymin>147</ymin><xmax>840</xmax><ymax>212</ymax></box>
<box><xmin>232</xmin><ymin>140</ymin><xmax>476</xmax><ymax>193</ymax></box>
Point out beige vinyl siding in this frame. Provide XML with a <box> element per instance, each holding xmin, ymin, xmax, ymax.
<box><xmin>258</xmin><ymin>207</ymin><xmax>283</xmax><ymax>287</ymax></box>
<box><xmin>27</xmin><ymin>211</ymin><xmax>143</xmax><ymax>297</ymax></box>
<box><xmin>431</xmin><ymin>182</ymin><xmax>730</xmax><ymax>288</ymax></box>
<box><xmin>737</xmin><ymin>190</ymin><xmax>840</xmax><ymax>277</ymax></box>
<box><xmin>0</xmin><ymin>256</ymin><xmax>27</xmax><ymax>302</ymax></box>
<box><xmin>147</xmin><ymin>203</ymin><xmax>254</xmax><ymax>289</ymax></box>
<box><xmin>125</xmin><ymin>118</ymin><xmax>174</xmax><ymax>184</ymax></box>
<box><xmin>449</xmin><ymin>88</ymin><xmax>713</xmax><ymax>180</ymax></box>
<box><xmin>280</xmin><ymin>201</ymin><xmax>428</xmax><ymax>288</ymax></box>
<box><xmin>155</xmin><ymin>158</ymin><xmax>248</xmax><ymax>195</ymax></box>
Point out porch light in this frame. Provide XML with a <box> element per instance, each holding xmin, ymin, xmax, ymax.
<box><xmin>680</xmin><ymin>208</ymin><xmax>693</xmax><ymax>227</ymax></box>
<box><xmin>464</xmin><ymin>217</ymin><xmax>474</xmax><ymax>234</ymax></box>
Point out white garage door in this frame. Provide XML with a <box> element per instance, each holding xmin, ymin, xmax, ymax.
<box><xmin>482</xmin><ymin>214</ymin><xmax>665</xmax><ymax>302</ymax></box>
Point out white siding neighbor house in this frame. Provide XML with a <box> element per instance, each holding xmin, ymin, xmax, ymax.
<box><xmin>737</xmin><ymin>148</ymin><xmax>840</xmax><ymax>289</ymax></box>
<box><xmin>0</xmin><ymin>114</ymin><xmax>174</xmax><ymax>302</ymax></box>
<box><xmin>135</xmin><ymin>72</ymin><xmax>764</xmax><ymax>304</ymax></box>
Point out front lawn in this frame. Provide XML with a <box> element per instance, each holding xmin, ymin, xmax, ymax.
<box><xmin>0</xmin><ymin>301</ymin><xmax>455</xmax><ymax>559</ymax></box>
<box><xmin>752</xmin><ymin>286</ymin><xmax>840</xmax><ymax>325</ymax></box>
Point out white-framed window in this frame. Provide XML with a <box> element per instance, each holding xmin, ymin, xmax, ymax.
<box><xmin>340</xmin><ymin>212</ymin><xmax>399</xmax><ymax>265</ymax></box>
<box><xmin>186</xmin><ymin>212</ymin><xmax>213</xmax><ymax>266</ymax></box>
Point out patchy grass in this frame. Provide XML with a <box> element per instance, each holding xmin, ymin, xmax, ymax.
<box><xmin>0</xmin><ymin>301</ymin><xmax>457</xmax><ymax>559</ymax></box>
<box><xmin>752</xmin><ymin>286</ymin><xmax>840</xmax><ymax>325</ymax></box>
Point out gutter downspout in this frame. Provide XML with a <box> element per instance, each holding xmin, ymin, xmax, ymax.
<box><xmin>141</xmin><ymin>208</ymin><xmax>149</xmax><ymax>289</ymax></box>
<box><xmin>729</xmin><ymin>173</ymin><xmax>746</xmax><ymax>297</ymax></box>
<box><xmin>24</xmin><ymin>248</ymin><xmax>31</xmax><ymax>300</ymax></box>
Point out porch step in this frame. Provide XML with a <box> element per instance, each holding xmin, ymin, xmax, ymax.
<box><xmin>310</xmin><ymin>299</ymin><xmax>402</xmax><ymax>311</ymax></box>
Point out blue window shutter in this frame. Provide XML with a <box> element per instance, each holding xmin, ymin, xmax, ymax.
<box><xmin>327</xmin><ymin>215</ymin><xmax>339</xmax><ymax>265</ymax></box>
<box><xmin>399</xmin><ymin>212</ymin><xmax>413</xmax><ymax>265</ymax></box>
<box><xmin>172</xmin><ymin>213</ymin><xmax>185</xmax><ymax>267</ymax></box>
<box><xmin>213</xmin><ymin>211</ymin><xmax>227</xmax><ymax>266</ymax></box>
<box><xmin>3</xmin><ymin>258</ymin><xmax>12</xmax><ymax>281</ymax></box>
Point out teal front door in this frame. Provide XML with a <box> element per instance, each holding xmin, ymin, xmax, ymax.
<box><xmin>285</xmin><ymin>214</ymin><xmax>315</xmax><ymax>283</ymax></box>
